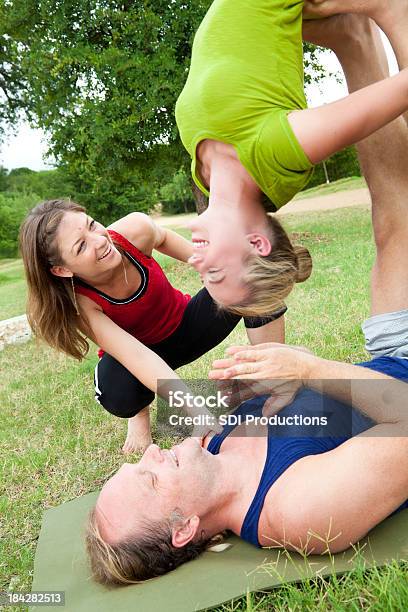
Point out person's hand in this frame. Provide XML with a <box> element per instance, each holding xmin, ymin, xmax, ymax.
<box><xmin>209</xmin><ymin>343</ymin><xmax>315</xmax><ymax>416</ymax></box>
<box><xmin>209</xmin><ymin>343</ymin><xmax>313</xmax><ymax>380</ymax></box>
<box><xmin>302</xmin><ymin>0</ymin><xmax>341</xmax><ymax>21</ymax></box>
<box><xmin>214</xmin><ymin>373</ymin><xmax>301</xmax><ymax>417</ymax></box>
<box><xmin>302</xmin><ymin>6</ymin><xmax>363</xmax><ymax>55</ymax></box>
<box><xmin>215</xmin><ymin>378</ymin><xmax>273</xmax><ymax>410</ymax></box>
<box><xmin>190</xmin><ymin>406</ymin><xmax>223</xmax><ymax>444</ymax></box>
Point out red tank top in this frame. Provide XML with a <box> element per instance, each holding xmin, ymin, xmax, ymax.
<box><xmin>75</xmin><ymin>230</ymin><xmax>191</xmax><ymax>354</ymax></box>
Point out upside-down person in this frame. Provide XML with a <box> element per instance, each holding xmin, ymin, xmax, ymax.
<box><xmin>178</xmin><ymin>0</ymin><xmax>408</xmax><ymax>316</ymax></box>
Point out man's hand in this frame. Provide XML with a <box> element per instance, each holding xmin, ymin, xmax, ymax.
<box><xmin>216</xmin><ymin>377</ymin><xmax>299</xmax><ymax>416</ymax></box>
<box><xmin>209</xmin><ymin>343</ymin><xmax>313</xmax><ymax>380</ymax></box>
<box><xmin>209</xmin><ymin>343</ymin><xmax>315</xmax><ymax>416</ymax></box>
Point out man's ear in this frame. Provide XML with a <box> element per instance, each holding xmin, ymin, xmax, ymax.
<box><xmin>171</xmin><ymin>515</ymin><xmax>200</xmax><ymax>549</ymax></box>
<box><xmin>246</xmin><ymin>233</ymin><xmax>272</xmax><ymax>257</ymax></box>
<box><xmin>50</xmin><ymin>265</ymin><xmax>73</xmax><ymax>279</ymax></box>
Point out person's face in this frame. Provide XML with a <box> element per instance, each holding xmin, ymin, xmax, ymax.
<box><xmin>50</xmin><ymin>211</ymin><xmax>122</xmax><ymax>279</ymax></box>
<box><xmin>187</xmin><ymin>209</ymin><xmax>271</xmax><ymax>306</ymax></box>
<box><xmin>96</xmin><ymin>439</ymin><xmax>216</xmax><ymax>544</ymax></box>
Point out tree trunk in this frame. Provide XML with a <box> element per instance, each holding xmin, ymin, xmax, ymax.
<box><xmin>191</xmin><ymin>180</ymin><xmax>209</xmax><ymax>214</ymax></box>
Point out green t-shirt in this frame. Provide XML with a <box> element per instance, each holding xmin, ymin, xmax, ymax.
<box><xmin>175</xmin><ymin>0</ymin><xmax>314</xmax><ymax>210</ymax></box>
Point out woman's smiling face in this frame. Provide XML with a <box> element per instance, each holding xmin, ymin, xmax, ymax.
<box><xmin>186</xmin><ymin>208</ymin><xmax>271</xmax><ymax>306</ymax></box>
<box><xmin>50</xmin><ymin>211</ymin><xmax>122</xmax><ymax>279</ymax></box>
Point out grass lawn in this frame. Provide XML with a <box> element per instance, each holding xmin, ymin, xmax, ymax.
<box><xmin>295</xmin><ymin>176</ymin><xmax>367</xmax><ymax>201</ymax></box>
<box><xmin>0</xmin><ymin>259</ymin><xmax>27</xmax><ymax>320</ymax></box>
<box><xmin>1</xmin><ymin>206</ymin><xmax>407</xmax><ymax>610</ymax></box>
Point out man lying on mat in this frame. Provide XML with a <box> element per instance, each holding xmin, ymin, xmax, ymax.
<box><xmin>86</xmin><ymin>14</ymin><xmax>408</xmax><ymax>585</ymax></box>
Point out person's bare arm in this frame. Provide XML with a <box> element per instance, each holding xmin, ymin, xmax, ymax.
<box><xmin>154</xmin><ymin>227</ymin><xmax>193</xmax><ymax>262</ymax></box>
<box><xmin>245</xmin><ymin>316</ymin><xmax>285</xmax><ymax>346</ymax></box>
<box><xmin>79</xmin><ymin>295</ymin><xmax>196</xmax><ymax>404</ymax></box>
<box><xmin>109</xmin><ymin>212</ymin><xmax>193</xmax><ymax>262</ymax></box>
<box><xmin>305</xmin><ymin>357</ymin><xmax>408</xmax><ymax>430</ymax></box>
<box><xmin>271</xmin><ymin>433</ymin><xmax>408</xmax><ymax>554</ymax></box>
<box><xmin>288</xmin><ymin>68</ymin><xmax>408</xmax><ymax>165</ymax></box>
<box><xmin>210</xmin><ymin>345</ymin><xmax>408</xmax><ymax>552</ymax></box>
<box><xmin>303</xmin><ymin>13</ymin><xmax>408</xmax><ymax>317</ymax></box>
<box><xmin>79</xmin><ymin>295</ymin><xmax>221</xmax><ymax>436</ymax></box>
<box><xmin>260</xmin><ymin>351</ymin><xmax>408</xmax><ymax>554</ymax></box>
<box><xmin>210</xmin><ymin>343</ymin><xmax>408</xmax><ymax>422</ymax></box>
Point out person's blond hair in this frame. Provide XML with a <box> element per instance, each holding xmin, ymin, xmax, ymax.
<box><xmin>85</xmin><ymin>507</ymin><xmax>212</xmax><ymax>585</ymax></box>
<box><xmin>225</xmin><ymin>216</ymin><xmax>312</xmax><ymax>317</ymax></box>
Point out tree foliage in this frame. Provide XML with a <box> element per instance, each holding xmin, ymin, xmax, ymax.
<box><xmin>0</xmin><ymin>2</ymin><xmax>30</xmax><ymax>141</ymax></box>
<box><xmin>0</xmin><ymin>191</ymin><xmax>39</xmax><ymax>256</ymax></box>
<box><xmin>0</xmin><ymin>164</ymin><xmax>78</xmax><ymax>255</ymax></box>
<box><xmin>160</xmin><ymin>167</ymin><xmax>195</xmax><ymax>214</ymax></box>
<box><xmin>1</xmin><ymin>1</ymin><xmax>328</xmax><ymax>218</ymax></box>
<box><xmin>2</xmin><ymin>0</ymin><xmax>212</xmax><ymax>216</ymax></box>
<box><xmin>306</xmin><ymin>146</ymin><xmax>361</xmax><ymax>189</ymax></box>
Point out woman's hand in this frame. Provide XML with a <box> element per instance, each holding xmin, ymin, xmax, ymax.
<box><xmin>190</xmin><ymin>406</ymin><xmax>223</xmax><ymax>442</ymax></box>
<box><xmin>302</xmin><ymin>0</ymin><xmax>344</xmax><ymax>21</ymax></box>
<box><xmin>303</xmin><ymin>0</ymin><xmax>326</xmax><ymax>21</ymax></box>
<box><xmin>209</xmin><ymin>343</ymin><xmax>315</xmax><ymax>415</ymax></box>
<box><xmin>302</xmin><ymin>9</ymin><xmax>362</xmax><ymax>53</ymax></box>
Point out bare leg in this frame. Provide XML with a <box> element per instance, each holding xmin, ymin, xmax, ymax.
<box><xmin>291</xmin><ymin>0</ymin><xmax>408</xmax><ymax>164</ymax></box>
<box><xmin>304</xmin><ymin>0</ymin><xmax>408</xmax><ymax>70</ymax></box>
<box><xmin>122</xmin><ymin>405</ymin><xmax>153</xmax><ymax>455</ymax></box>
<box><xmin>304</xmin><ymin>14</ymin><xmax>408</xmax><ymax>316</ymax></box>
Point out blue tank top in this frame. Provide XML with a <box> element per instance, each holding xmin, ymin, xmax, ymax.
<box><xmin>207</xmin><ymin>356</ymin><xmax>408</xmax><ymax>547</ymax></box>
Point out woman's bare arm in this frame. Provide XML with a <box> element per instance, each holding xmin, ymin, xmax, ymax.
<box><xmin>109</xmin><ymin>212</ymin><xmax>193</xmax><ymax>262</ymax></box>
<box><xmin>288</xmin><ymin>68</ymin><xmax>408</xmax><ymax>164</ymax></box>
<box><xmin>79</xmin><ymin>295</ymin><xmax>192</xmax><ymax>404</ymax></box>
<box><xmin>245</xmin><ymin>316</ymin><xmax>285</xmax><ymax>346</ymax></box>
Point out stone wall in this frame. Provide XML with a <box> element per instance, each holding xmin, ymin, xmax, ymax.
<box><xmin>0</xmin><ymin>314</ymin><xmax>32</xmax><ymax>351</ymax></box>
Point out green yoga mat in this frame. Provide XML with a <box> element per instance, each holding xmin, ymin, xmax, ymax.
<box><xmin>31</xmin><ymin>492</ymin><xmax>408</xmax><ymax>612</ymax></box>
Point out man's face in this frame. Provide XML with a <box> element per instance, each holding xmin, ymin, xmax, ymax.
<box><xmin>96</xmin><ymin>439</ymin><xmax>216</xmax><ymax>543</ymax></box>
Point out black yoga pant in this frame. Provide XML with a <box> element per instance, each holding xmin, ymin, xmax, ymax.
<box><xmin>94</xmin><ymin>288</ymin><xmax>286</xmax><ymax>418</ymax></box>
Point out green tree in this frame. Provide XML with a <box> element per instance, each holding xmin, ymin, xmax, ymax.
<box><xmin>0</xmin><ymin>166</ymin><xmax>8</xmax><ymax>191</ymax></box>
<box><xmin>2</xmin><ymin>0</ymin><xmax>326</xmax><ymax>216</ymax></box>
<box><xmin>305</xmin><ymin>146</ymin><xmax>361</xmax><ymax>189</ymax></box>
<box><xmin>160</xmin><ymin>167</ymin><xmax>195</xmax><ymax>214</ymax></box>
<box><xmin>0</xmin><ymin>3</ymin><xmax>29</xmax><ymax>142</ymax></box>
<box><xmin>0</xmin><ymin>192</ymin><xmax>40</xmax><ymax>256</ymax></box>
<box><xmin>2</xmin><ymin>0</ymin><xmax>212</xmax><ymax>216</ymax></box>
<box><xmin>6</xmin><ymin>167</ymin><xmax>38</xmax><ymax>194</ymax></box>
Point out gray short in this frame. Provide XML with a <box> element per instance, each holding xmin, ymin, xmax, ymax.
<box><xmin>362</xmin><ymin>309</ymin><xmax>408</xmax><ymax>359</ymax></box>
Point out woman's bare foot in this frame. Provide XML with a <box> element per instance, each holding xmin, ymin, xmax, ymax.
<box><xmin>122</xmin><ymin>407</ymin><xmax>153</xmax><ymax>455</ymax></box>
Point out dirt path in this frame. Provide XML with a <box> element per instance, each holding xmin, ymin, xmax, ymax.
<box><xmin>277</xmin><ymin>187</ymin><xmax>370</xmax><ymax>216</ymax></box>
<box><xmin>154</xmin><ymin>187</ymin><xmax>371</xmax><ymax>227</ymax></box>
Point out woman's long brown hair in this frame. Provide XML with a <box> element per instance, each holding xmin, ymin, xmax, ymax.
<box><xmin>19</xmin><ymin>199</ymin><xmax>91</xmax><ymax>360</ymax></box>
